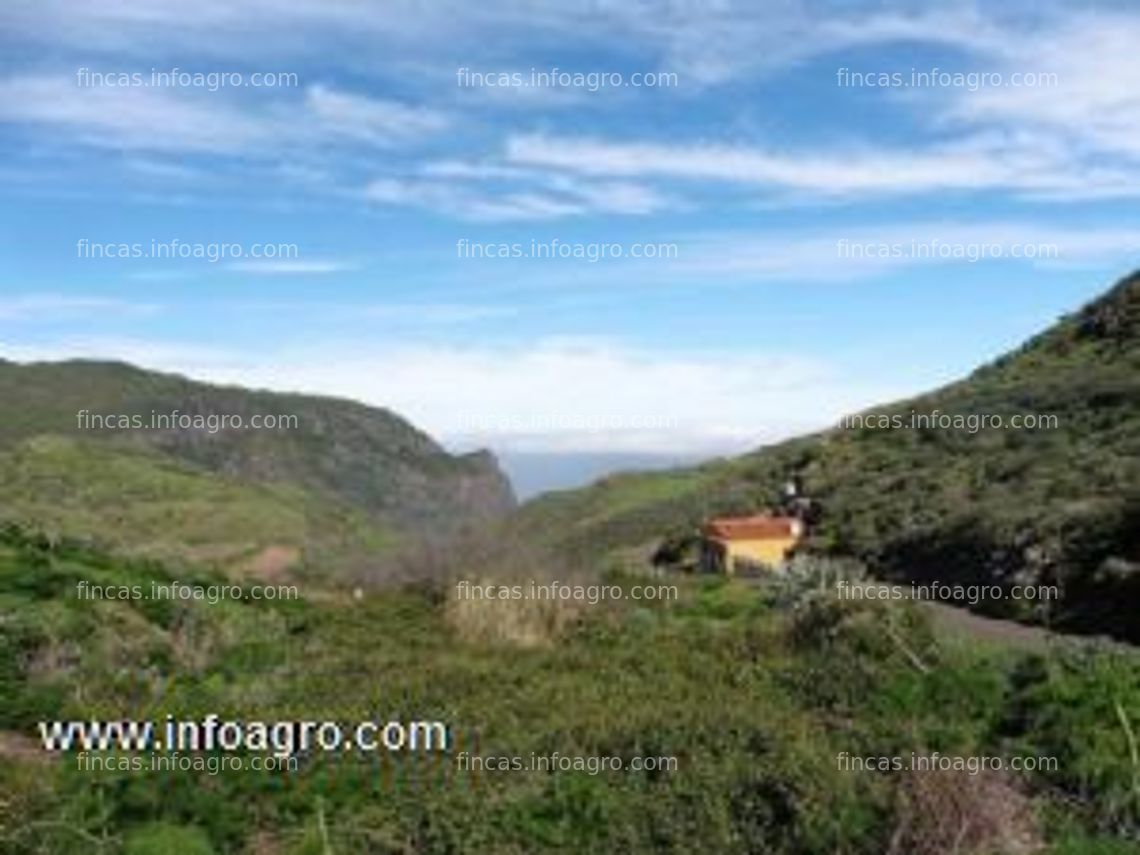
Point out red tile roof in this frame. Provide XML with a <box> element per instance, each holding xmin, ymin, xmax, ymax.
<box><xmin>703</xmin><ymin>515</ymin><xmax>800</xmax><ymax>540</ymax></box>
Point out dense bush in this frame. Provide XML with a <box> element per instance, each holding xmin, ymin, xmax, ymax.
<box><xmin>2</xmin><ymin>523</ymin><xmax>1138</xmax><ymax>853</ymax></box>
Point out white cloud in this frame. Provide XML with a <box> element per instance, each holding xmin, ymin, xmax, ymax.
<box><xmin>506</xmin><ymin>133</ymin><xmax>1001</xmax><ymax>196</ymax></box>
<box><xmin>354</xmin><ymin>302</ymin><xmax>519</xmax><ymax>325</ymax></box>
<box><xmin>0</xmin><ymin>76</ymin><xmax>267</xmax><ymax>153</ymax></box>
<box><xmin>0</xmin><ymin>0</ymin><xmax>1015</xmax><ymax>86</ymax></box>
<box><xmin>0</xmin><ymin>336</ymin><xmax>917</xmax><ymax>454</ymax></box>
<box><xmin>420</xmin><ymin>160</ymin><xmax>540</xmax><ymax>181</ymax></box>
<box><xmin>364</xmin><ymin>177</ymin><xmax>586</xmax><ymax>220</ymax></box>
<box><xmin>505</xmin><ymin>130</ymin><xmax>1140</xmax><ymax>202</ymax></box>
<box><xmin>226</xmin><ymin>259</ymin><xmax>358</xmax><ymax>274</ymax></box>
<box><xmin>0</xmin><ymin>76</ymin><xmax>448</xmax><ymax>156</ymax></box>
<box><xmin>8</xmin><ymin>4</ymin><xmax>1140</xmax><ymax>211</ymax></box>
<box><xmin>0</xmin><ymin>295</ymin><xmax>159</xmax><ymax>321</ymax></box>
<box><xmin>669</xmin><ymin>222</ymin><xmax>1140</xmax><ymax>282</ymax></box>
<box><xmin>0</xmin><ymin>338</ymin><xmax>238</xmax><ymax>372</ymax></box>
<box><xmin>935</xmin><ymin>14</ymin><xmax>1140</xmax><ymax>163</ymax></box>
<box><xmin>471</xmin><ymin>13</ymin><xmax>1140</xmax><ymax>205</ymax></box>
<box><xmin>542</xmin><ymin>174</ymin><xmax>675</xmax><ymax>215</ymax></box>
<box><xmin>366</xmin><ymin>160</ymin><xmax>674</xmax><ymax>220</ymax></box>
<box><xmin>304</xmin><ymin>84</ymin><xmax>449</xmax><ymax>144</ymax></box>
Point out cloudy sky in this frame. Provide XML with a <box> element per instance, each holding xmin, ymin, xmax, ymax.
<box><xmin>1</xmin><ymin>0</ymin><xmax>1138</xmax><ymax>473</ymax></box>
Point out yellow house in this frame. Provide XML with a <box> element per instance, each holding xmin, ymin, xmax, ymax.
<box><xmin>700</xmin><ymin>514</ymin><xmax>804</xmax><ymax>575</ymax></box>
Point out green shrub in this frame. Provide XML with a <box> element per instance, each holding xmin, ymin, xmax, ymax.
<box><xmin>123</xmin><ymin>822</ymin><xmax>215</xmax><ymax>855</ymax></box>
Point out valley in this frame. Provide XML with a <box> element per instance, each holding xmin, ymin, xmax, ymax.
<box><xmin>0</xmin><ymin>273</ymin><xmax>1137</xmax><ymax>853</ymax></box>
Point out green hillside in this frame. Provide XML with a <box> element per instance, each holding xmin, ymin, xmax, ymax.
<box><xmin>0</xmin><ymin>435</ymin><xmax>394</xmax><ymax>579</ymax></box>
<box><xmin>0</xmin><ymin>359</ymin><xmax>514</xmax><ymax>579</ymax></box>
<box><xmin>0</xmin><ymin>359</ymin><xmax>514</xmax><ymax>535</ymax></box>
<box><xmin>514</xmin><ymin>272</ymin><xmax>1140</xmax><ymax>640</ymax></box>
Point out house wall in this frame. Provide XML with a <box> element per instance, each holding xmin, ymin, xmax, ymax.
<box><xmin>723</xmin><ymin>537</ymin><xmax>797</xmax><ymax>573</ymax></box>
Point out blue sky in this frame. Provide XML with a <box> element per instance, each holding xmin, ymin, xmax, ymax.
<box><xmin>1</xmin><ymin>0</ymin><xmax>1139</xmax><ymax>463</ymax></box>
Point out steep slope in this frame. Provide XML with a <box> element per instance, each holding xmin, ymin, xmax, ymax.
<box><xmin>0</xmin><ymin>360</ymin><xmax>514</xmax><ymax>572</ymax></box>
<box><xmin>514</xmin><ymin>271</ymin><xmax>1140</xmax><ymax>639</ymax></box>
<box><xmin>0</xmin><ymin>435</ymin><xmax>395</xmax><ymax>577</ymax></box>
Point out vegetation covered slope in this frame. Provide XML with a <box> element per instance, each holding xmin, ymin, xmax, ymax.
<box><xmin>0</xmin><ymin>359</ymin><xmax>514</xmax><ymax>546</ymax></box>
<box><xmin>0</xmin><ymin>435</ymin><xmax>394</xmax><ymax>578</ymax></box>
<box><xmin>514</xmin><ymin>272</ymin><xmax>1140</xmax><ymax>639</ymax></box>
<box><xmin>2</xmin><ymin>526</ymin><xmax>1137</xmax><ymax>853</ymax></box>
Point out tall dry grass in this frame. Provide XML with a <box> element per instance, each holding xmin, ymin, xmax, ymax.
<box><xmin>889</xmin><ymin>767</ymin><xmax>1043</xmax><ymax>855</ymax></box>
<box><xmin>365</xmin><ymin>525</ymin><xmax>594</xmax><ymax>647</ymax></box>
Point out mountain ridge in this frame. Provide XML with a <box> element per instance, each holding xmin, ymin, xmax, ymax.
<box><xmin>512</xmin><ymin>271</ymin><xmax>1140</xmax><ymax>640</ymax></box>
<box><xmin>0</xmin><ymin>358</ymin><xmax>514</xmax><ymax>572</ymax></box>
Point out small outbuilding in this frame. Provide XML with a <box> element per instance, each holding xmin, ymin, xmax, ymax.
<box><xmin>700</xmin><ymin>514</ymin><xmax>804</xmax><ymax>575</ymax></box>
